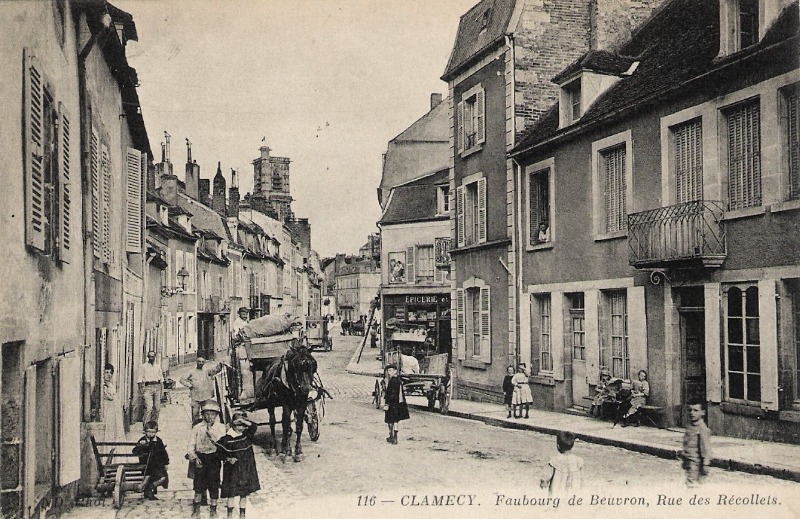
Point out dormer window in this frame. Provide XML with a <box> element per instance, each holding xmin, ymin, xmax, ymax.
<box><xmin>739</xmin><ymin>0</ymin><xmax>759</xmax><ymax>48</ymax></box>
<box><xmin>720</xmin><ymin>0</ymin><xmax>763</xmax><ymax>56</ymax></box>
<box><xmin>478</xmin><ymin>9</ymin><xmax>491</xmax><ymax>31</ymax></box>
<box><xmin>567</xmin><ymin>80</ymin><xmax>582</xmax><ymax>122</ymax></box>
<box><xmin>160</xmin><ymin>205</ymin><xmax>169</xmax><ymax>226</ymax></box>
<box><xmin>437</xmin><ymin>185</ymin><xmax>450</xmax><ymax>215</ymax></box>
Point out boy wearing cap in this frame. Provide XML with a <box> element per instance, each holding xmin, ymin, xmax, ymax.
<box><xmin>217</xmin><ymin>411</ymin><xmax>260</xmax><ymax>518</ymax></box>
<box><xmin>132</xmin><ymin>420</ymin><xmax>169</xmax><ymax>500</ymax></box>
<box><xmin>188</xmin><ymin>401</ymin><xmax>227</xmax><ymax>516</ymax></box>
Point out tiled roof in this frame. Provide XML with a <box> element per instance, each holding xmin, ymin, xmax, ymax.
<box><xmin>379</xmin><ymin>169</ymin><xmax>449</xmax><ymax>225</ymax></box>
<box><xmin>512</xmin><ymin>0</ymin><xmax>799</xmax><ymax>155</ymax></box>
<box><xmin>442</xmin><ymin>0</ymin><xmax>516</xmax><ymax>80</ymax></box>
<box><xmin>178</xmin><ymin>194</ymin><xmax>230</xmax><ymax>241</ymax></box>
<box><xmin>551</xmin><ymin>50</ymin><xmax>637</xmax><ymax>84</ymax></box>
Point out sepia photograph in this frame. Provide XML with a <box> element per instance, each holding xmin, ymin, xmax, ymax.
<box><xmin>1</xmin><ymin>0</ymin><xmax>799</xmax><ymax>518</ymax></box>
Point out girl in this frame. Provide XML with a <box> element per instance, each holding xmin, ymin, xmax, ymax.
<box><xmin>383</xmin><ymin>364</ymin><xmax>409</xmax><ymax>444</ymax></box>
<box><xmin>590</xmin><ymin>369</ymin><xmax>613</xmax><ymax>418</ymax></box>
<box><xmin>512</xmin><ymin>364</ymin><xmax>533</xmax><ymax>419</ymax></box>
<box><xmin>102</xmin><ymin>363</ymin><xmax>125</xmax><ymax>440</ymax></box>
<box><xmin>502</xmin><ymin>365</ymin><xmax>515</xmax><ymax>418</ymax></box>
<box><xmin>217</xmin><ymin>411</ymin><xmax>260</xmax><ymax>518</ymax></box>
<box><xmin>621</xmin><ymin>369</ymin><xmax>650</xmax><ymax>427</ymax></box>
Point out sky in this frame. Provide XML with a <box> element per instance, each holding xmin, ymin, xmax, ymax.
<box><xmin>116</xmin><ymin>0</ymin><xmax>477</xmax><ymax>258</ymax></box>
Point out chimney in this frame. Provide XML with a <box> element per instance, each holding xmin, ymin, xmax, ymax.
<box><xmin>161</xmin><ymin>142</ymin><xmax>165</xmax><ymax>163</ymax></box>
<box><xmin>212</xmin><ymin>162</ymin><xmax>227</xmax><ymax>215</ymax></box>
<box><xmin>430</xmin><ymin>93</ymin><xmax>443</xmax><ymax>110</ymax></box>
<box><xmin>185</xmin><ymin>161</ymin><xmax>200</xmax><ymax>201</ymax></box>
<box><xmin>199</xmin><ymin>179</ymin><xmax>210</xmax><ymax>206</ymax></box>
<box><xmin>228</xmin><ymin>168</ymin><xmax>239</xmax><ymax>218</ymax></box>
<box><xmin>160</xmin><ymin>174</ymin><xmax>178</xmax><ymax>206</ymax></box>
<box><xmin>186</xmin><ymin>138</ymin><xmax>192</xmax><ymax>163</ymax></box>
<box><xmin>164</xmin><ymin>131</ymin><xmax>171</xmax><ymax>165</ymax></box>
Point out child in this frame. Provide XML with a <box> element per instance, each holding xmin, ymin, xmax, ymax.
<box><xmin>590</xmin><ymin>369</ymin><xmax>613</xmax><ymax>418</ymax></box>
<box><xmin>383</xmin><ymin>364</ymin><xmax>409</xmax><ymax>444</ymax></box>
<box><xmin>502</xmin><ymin>365</ymin><xmax>515</xmax><ymax>419</ymax></box>
<box><xmin>218</xmin><ymin>411</ymin><xmax>260</xmax><ymax>518</ymax></box>
<box><xmin>188</xmin><ymin>400</ymin><xmax>227</xmax><ymax>516</ymax></box>
<box><xmin>540</xmin><ymin>431</ymin><xmax>584</xmax><ymax>494</ymax></box>
<box><xmin>132</xmin><ymin>420</ymin><xmax>169</xmax><ymax>500</ymax></box>
<box><xmin>679</xmin><ymin>401</ymin><xmax>712</xmax><ymax>487</ymax></box>
<box><xmin>620</xmin><ymin>369</ymin><xmax>650</xmax><ymax>427</ymax></box>
<box><xmin>511</xmin><ymin>364</ymin><xmax>533</xmax><ymax>419</ymax></box>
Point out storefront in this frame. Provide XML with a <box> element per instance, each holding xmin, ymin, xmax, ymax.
<box><xmin>381</xmin><ymin>293</ymin><xmax>451</xmax><ymax>359</ymax></box>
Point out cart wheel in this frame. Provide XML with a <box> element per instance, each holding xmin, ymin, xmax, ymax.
<box><xmin>439</xmin><ymin>382</ymin><xmax>451</xmax><ymax>415</ymax></box>
<box><xmin>112</xmin><ymin>466</ymin><xmax>124</xmax><ymax>509</ymax></box>
<box><xmin>306</xmin><ymin>401</ymin><xmax>320</xmax><ymax>441</ymax></box>
<box><xmin>372</xmin><ymin>380</ymin><xmax>383</xmax><ymax>409</ymax></box>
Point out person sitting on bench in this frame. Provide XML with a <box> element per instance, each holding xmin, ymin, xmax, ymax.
<box><xmin>619</xmin><ymin>370</ymin><xmax>650</xmax><ymax>427</ymax></box>
<box><xmin>589</xmin><ymin>369</ymin><xmax>618</xmax><ymax>418</ymax></box>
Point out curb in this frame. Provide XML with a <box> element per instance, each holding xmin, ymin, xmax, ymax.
<box><xmin>407</xmin><ymin>403</ymin><xmax>800</xmax><ymax>483</ymax></box>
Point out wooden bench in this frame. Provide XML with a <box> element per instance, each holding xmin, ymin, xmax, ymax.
<box><xmin>581</xmin><ymin>396</ymin><xmax>664</xmax><ymax>428</ymax></box>
<box><xmin>90</xmin><ymin>435</ymin><xmax>151</xmax><ymax>509</ymax></box>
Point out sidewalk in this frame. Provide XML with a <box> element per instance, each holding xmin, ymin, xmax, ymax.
<box><xmin>346</xmin><ymin>340</ymin><xmax>800</xmax><ymax>483</ymax></box>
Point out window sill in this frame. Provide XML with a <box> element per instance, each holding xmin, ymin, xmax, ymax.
<box><xmin>770</xmin><ymin>199</ymin><xmax>800</xmax><ymax>214</ymax></box>
<box><xmin>460</xmin><ymin>145</ymin><xmax>483</xmax><ymax>159</ymax></box>
<box><xmin>720</xmin><ymin>401</ymin><xmax>766</xmax><ymax>418</ymax></box>
<box><xmin>778</xmin><ymin>410</ymin><xmax>800</xmax><ymax>423</ymax></box>
<box><xmin>450</xmin><ymin>238</ymin><xmax>512</xmax><ymax>256</ymax></box>
<box><xmin>593</xmin><ymin>230</ymin><xmax>627</xmax><ymax>242</ymax></box>
<box><xmin>531</xmin><ymin>374</ymin><xmax>555</xmax><ymax>386</ymax></box>
<box><xmin>461</xmin><ymin>359</ymin><xmax>489</xmax><ymax>370</ymax></box>
<box><xmin>722</xmin><ymin>205</ymin><xmax>765</xmax><ymax>221</ymax></box>
<box><xmin>525</xmin><ymin>241</ymin><xmax>553</xmax><ymax>252</ymax></box>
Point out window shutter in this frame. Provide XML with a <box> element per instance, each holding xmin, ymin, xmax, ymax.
<box><xmin>91</xmin><ymin>128</ymin><xmax>100</xmax><ymax>258</ymax></box>
<box><xmin>788</xmin><ymin>88</ymin><xmax>800</xmax><ymax>200</ymax></box>
<box><xmin>675</xmin><ymin>119</ymin><xmax>703</xmax><ymax>204</ymax></box>
<box><xmin>24</xmin><ymin>49</ymin><xmax>46</xmax><ymax>252</ymax></box>
<box><xmin>584</xmin><ymin>290</ymin><xmax>600</xmax><ymax>385</ymax></box>
<box><xmin>627</xmin><ymin>286</ymin><xmax>647</xmax><ymax>376</ymax></box>
<box><xmin>457</xmin><ymin>101</ymin><xmax>464</xmax><ymax>153</ymax></box>
<box><xmin>476</xmin><ymin>87</ymin><xmax>485</xmax><ymax>145</ymax></box>
<box><xmin>477</xmin><ymin>177</ymin><xmax>487</xmax><ymax>243</ymax></box>
<box><xmin>529</xmin><ymin>172</ymin><xmax>539</xmax><ymax>246</ymax></box>
<box><xmin>758</xmin><ymin>279</ymin><xmax>778</xmax><ymax>411</ymax></box>
<box><xmin>456</xmin><ymin>186</ymin><xmax>465</xmax><ymax>247</ymax></box>
<box><xmin>704</xmin><ymin>283</ymin><xmax>722</xmax><ymax>403</ymax></box>
<box><xmin>406</xmin><ymin>247</ymin><xmax>415</xmax><ymax>284</ymax></box>
<box><xmin>551</xmin><ymin>292</ymin><xmax>565</xmax><ymax>381</ymax></box>
<box><xmin>101</xmin><ymin>143</ymin><xmax>111</xmax><ymax>264</ymax></box>
<box><xmin>727</xmin><ymin>101</ymin><xmax>761</xmax><ymax>210</ymax></box>
<box><xmin>480</xmin><ymin>286</ymin><xmax>491</xmax><ymax>362</ymax></box>
<box><xmin>603</xmin><ymin>146</ymin><xmax>626</xmax><ymax>232</ymax></box>
<box><xmin>126</xmin><ymin>147</ymin><xmax>143</xmax><ymax>253</ymax></box>
<box><xmin>456</xmin><ymin>288</ymin><xmax>465</xmax><ymax>359</ymax></box>
<box><xmin>58</xmin><ymin>354</ymin><xmax>80</xmax><ymax>484</ymax></box>
<box><xmin>58</xmin><ymin>103</ymin><xmax>71</xmax><ymax>261</ymax></box>
<box><xmin>23</xmin><ymin>365</ymin><xmax>37</xmax><ymax>514</ymax></box>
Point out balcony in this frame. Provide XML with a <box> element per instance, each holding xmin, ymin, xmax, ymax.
<box><xmin>628</xmin><ymin>200</ymin><xmax>726</xmax><ymax>269</ymax></box>
<box><xmin>200</xmin><ymin>296</ymin><xmax>223</xmax><ymax>313</ymax></box>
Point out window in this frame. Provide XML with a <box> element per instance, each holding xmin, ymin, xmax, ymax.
<box><xmin>469</xmin><ymin>288</ymin><xmax>481</xmax><ymax>358</ymax></box>
<box><xmin>536</xmin><ymin>295</ymin><xmax>553</xmax><ymax>372</ymax></box>
<box><xmin>478</xmin><ymin>8</ymin><xmax>491</xmax><ymax>30</ymax></box>
<box><xmin>593</xmin><ymin>131</ymin><xmax>632</xmax><ymax>238</ymax></box>
<box><xmin>24</xmin><ymin>50</ymin><xmax>71</xmax><ymax>262</ymax></box>
<box><xmin>673</xmin><ymin>118</ymin><xmax>704</xmax><ymax>203</ymax></box>
<box><xmin>569</xmin><ymin>293</ymin><xmax>586</xmax><ymax>361</ymax></box>
<box><xmin>603</xmin><ymin>146</ymin><xmax>627</xmax><ymax>232</ymax></box>
<box><xmin>790</xmin><ymin>281</ymin><xmax>800</xmax><ymax>407</ymax></box>
<box><xmin>456</xmin><ymin>283</ymin><xmax>490</xmax><ymax>362</ymax></box>
<box><xmin>739</xmin><ymin>0</ymin><xmax>759</xmax><ymax>49</ymax></box>
<box><xmin>415</xmin><ymin>245</ymin><xmax>434</xmax><ymax>282</ymax></box>
<box><xmin>437</xmin><ymin>185</ymin><xmax>450</xmax><ymax>215</ymax></box>
<box><xmin>125</xmin><ymin>148</ymin><xmax>143</xmax><ymax>253</ymax></box>
<box><xmin>724</xmin><ymin>99</ymin><xmax>761</xmax><ymax>211</ymax></box>
<box><xmin>725</xmin><ymin>285</ymin><xmax>760</xmax><ymax>402</ymax></box>
<box><xmin>607</xmin><ymin>291</ymin><xmax>629</xmax><ymax>379</ymax></box>
<box><xmin>781</xmin><ymin>84</ymin><xmax>800</xmax><ymax>200</ymax></box>
<box><xmin>457</xmin><ymin>84</ymin><xmax>485</xmax><ymax>153</ymax></box>
<box><xmin>720</xmin><ymin>0</ymin><xmax>761</xmax><ymax>55</ymax></box>
<box><xmin>456</xmin><ymin>177</ymin><xmax>486</xmax><ymax>247</ymax></box>
<box><xmin>566</xmin><ymin>80</ymin><xmax>581</xmax><ymax>122</ymax></box>
<box><xmin>528</xmin><ymin>167</ymin><xmax>551</xmax><ymax>245</ymax></box>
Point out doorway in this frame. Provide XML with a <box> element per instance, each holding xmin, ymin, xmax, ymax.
<box><xmin>568</xmin><ymin>293</ymin><xmax>587</xmax><ymax>405</ymax></box>
<box><xmin>677</xmin><ymin>287</ymin><xmax>706</xmax><ymax>427</ymax></box>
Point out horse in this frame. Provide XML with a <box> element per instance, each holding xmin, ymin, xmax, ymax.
<box><xmin>250</xmin><ymin>341</ymin><xmax>317</xmax><ymax>462</ymax></box>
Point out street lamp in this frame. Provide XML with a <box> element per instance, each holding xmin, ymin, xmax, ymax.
<box><xmin>161</xmin><ymin>267</ymin><xmax>190</xmax><ymax>297</ymax></box>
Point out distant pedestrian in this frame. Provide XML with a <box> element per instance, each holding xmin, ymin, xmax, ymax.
<box><xmin>341</xmin><ymin>318</ymin><xmax>350</xmax><ymax>336</ymax></box>
<box><xmin>502</xmin><ymin>365</ymin><xmax>515</xmax><ymax>419</ymax></box>
<box><xmin>512</xmin><ymin>363</ymin><xmax>532</xmax><ymax>419</ymax></box>
<box><xmin>180</xmin><ymin>357</ymin><xmax>225</xmax><ymax>425</ymax></box>
<box><xmin>218</xmin><ymin>411</ymin><xmax>260</xmax><ymax>518</ymax></box>
<box><xmin>679</xmin><ymin>400</ymin><xmax>712</xmax><ymax>487</ymax></box>
<box><xmin>383</xmin><ymin>364</ymin><xmax>409</xmax><ymax>444</ymax></box>
<box><xmin>138</xmin><ymin>350</ymin><xmax>164</xmax><ymax>424</ymax></box>
<box><xmin>132</xmin><ymin>421</ymin><xmax>170</xmax><ymax>500</ymax></box>
<box><xmin>188</xmin><ymin>401</ymin><xmax>226</xmax><ymax>517</ymax></box>
<box><xmin>540</xmin><ymin>431</ymin><xmax>583</xmax><ymax>494</ymax></box>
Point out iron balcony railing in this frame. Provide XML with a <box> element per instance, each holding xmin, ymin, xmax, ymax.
<box><xmin>628</xmin><ymin>200</ymin><xmax>726</xmax><ymax>268</ymax></box>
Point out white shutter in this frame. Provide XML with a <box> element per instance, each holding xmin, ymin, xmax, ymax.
<box><xmin>627</xmin><ymin>286</ymin><xmax>648</xmax><ymax>377</ymax></box>
<box><xmin>480</xmin><ymin>286</ymin><xmax>491</xmax><ymax>362</ymax></box>
<box><xmin>58</xmin><ymin>354</ymin><xmax>81</xmax><ymax>484</ymax></box>
<box><xmin>91</xmin><ymin>127</ymin><xmax>100</xmax><ymax>258</ymax></box>
<box><xmin>406</xmin><ymin>247</ymin><xmax>415</xmax><ymax>284</ymax></box>
<box><xmin>457</xmin><ymin>101</ymin><xmax>464</xmax><ymax>153</ymax></box>
<box><xmin>519</xmin><ymin>292</ymin><xmax>532</xmax><ymax>370</ymax></box>
<box><xmin>456</xmin><ymin>288</ymin><xmax>465</xmax><ymax>360</ymax></box>
<box><xmin>477</xmin><ymin>177</ymin><xmax>487</xmax><ymax>243</ymax></box>
<box><xmin>58</xmin><ymin>103</ymin><xmax>72</xmax><ymax>261</ymax></box>
<box><xmin>476</xmin><ymin>87</ymin><xmax>485</xmax><ymax>145</ymax></box>
<box><xmin>551</xmin><ymin>292</ymin><xmax>565</xmax><ymax>381</ymax></box>
<box><xmin>585</xmin><ymin>290</ymin><xmax>600</xmax><ymax>385</ymax></box>
<box><xmin>101</xmin><ymin>143</ymin><xmax>111</xmax><ymax>264</ymax></box>
<box><xmin>23</xmin><ymin>365</ymin><xmax>36</xmax><ymax>515</ymax></box>
<box><xmin>704</xmin><ymin>283</ymin><xmax>722</xmax><ymax>403</ymax></box>
<box><xmin>24</xmin><ymin>49</ymin><xmax>46</xmax><ymax>252</ymax></box>
<box><xmin>456</xmin><ymin>186</ymin><xmax>465</xmax><ymax>247</ymax></box>
<box><xmin>126</xmin><ymin>147</ymin><xmax>143</xmax><ymax>253</ymax></box>
<box><xmin>758</xmin><ymin>279</ymin><xmax>779</xmax><ymax>410</ymax></box>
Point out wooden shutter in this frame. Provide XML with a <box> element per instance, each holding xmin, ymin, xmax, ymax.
<box><xmin>101</xmin><ymin>142</ymin><xmax>111</xmax><ymax>264</ymax></box>
<box><xmin>585</xmin><ymin>290</ymin><xmax>600</xmax><ymax>384</ymax></box>
<box><xmin>23</xmin><ymin>365</ymin><xmax>36</xmax><ymax>515</ymax></box>
<box><xmin>57</xmin><ymin>103</ymin><xmax>72</xmax><ymax>261</ymax></box>
<box><xmin>477</xmin><ymin>177</ymin><xmax>487</xmax><ymax>243</ymax></box>
<box><xmin>58</xmin><ymin>354</ymin><xmax>80</xmax><ymax>484</ymax></box>
<box><xmin>406</xmin><ymin>247</ymin><xmax>415</xmax><ymax>284</ymax></box>
<box><xmin>675</xmin><ymin>119</ymin><xmax>703</xmax><ymax>204</ymax></box>
<box><xmin>726</xmin><ymin>100</ymin><xmax>761</xmax><ymax>210</ymax></box>
<box><xmin>786</xmin><ymin>87</ymin><xmax>799</xmax><ymax>200</ymax></box>
<box><xmin>627</xmin><ymin>286</ymin><xmax>648</xmax><ymax>376</ymax></box>
<box><xmin>24</xmin><ymin>49</ymin><xmax>46</xmax><ymax>252</ymax></box>
<box><xmin>551</xmin><ymin>292</ymin><xmax>565</xmax><ymax>381</ymax></box>
<box><xmin>457</xmin><ymin>101</ymin><xmax>464</xmax><ymax>153</ymax></box>
<box><xmin>456</xmin><ymin>288</ymin><xmax>465</xmax><ymax>360</ymax></box>
<box><xmin>529</xmin><ymin>171</ymin><xmax>539</xmax><ymax>246</ymax></box>
<box><xmin>456</xmin><ymin>186</ymin><xmax>465</xmax><ymax>247</ymax></box>
<box><xmin>126</xmin><ymin>147</ymin><xmax>143</xmax><ymax>253</ymax></box>
<box><xmin>604</xmin><ymin>146</ymin><xmax>626</xmax><ymax>232</ymax></box>
<box><xmin>480</xmin><ymin>286</ymin><xmax>491</xmax><ymax>362</ymax></box>
<box><xmin>91</xmin><ymin>127</ymin><xmax>100</xmax><ymax>258</ymax></box>
<box><xmin>704</xmin><ymin>283</ymin><xmax>722</xmax><ymax>402</ymax></box>
<box><xmin>758</xmin><ymin>279</ymin><xmax>779</xmax><ymax>410</ymax></box>
<box><xmin>476</xmin><ymin>87</ymin><xmax>485</xmax><ymax>145</ymax></box>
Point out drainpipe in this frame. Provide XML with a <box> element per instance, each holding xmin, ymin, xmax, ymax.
<box><xmin>505</xmin><ymin>34</ymin><xmax>522</xmax><ymax>368</ymax></box>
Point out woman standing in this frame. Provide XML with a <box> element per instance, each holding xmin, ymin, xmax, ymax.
<box><xmin>383</xmin><ymin>364</ymin><xmax>409</xmax><ymax>444</ymax></box>
<box><xmin>102</xmin><ymin>363</ymin><xmax>126</xmax><ymax>440</ymax></box>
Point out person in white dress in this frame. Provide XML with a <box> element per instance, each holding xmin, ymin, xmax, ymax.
<box><xmin>102</xmin><ymin>363</ymin><xmax>126</xmax><ymax>440</ymax></box>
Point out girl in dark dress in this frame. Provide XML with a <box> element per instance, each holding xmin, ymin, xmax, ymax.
<box><xmin>383</xmin><ymin>364</ymin><xmax>409</xmax><ymax>444</ymax></box>
<box><xmin>502</xmin><ymin>365</ymin><xmax>515</xmax><ymax>418</ymax></box>
<box><xmin>217</xmin><ymin>412</ymin><xmax>260</xmax><ymax>518</ymax></box>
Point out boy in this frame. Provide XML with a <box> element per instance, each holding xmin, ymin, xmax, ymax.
<box><xmin>679</xmin><ymin>400</ymin><xmax>713</xmax><ymax>487</ymax></box>
<box><xmin>188</xmin><ymin>401</ymin><xmax>227</xmax><ymax>516</ymax></box>
<box><xmin>132</xmin><ymin>421</ymin><xmax>169</xmax><ymax>500</ymax></box>
<box><xmin>383</xmin><ymin>364</ymin><xmax>409</xmax><ymax>444</ymax></box>
<box><xmin>540</xmin><ymin>431</ymin><xmax>583</xmax><ymax>494</ymax></box>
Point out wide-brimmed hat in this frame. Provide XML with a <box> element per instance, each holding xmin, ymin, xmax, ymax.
<box><xmin>201</xmin><ymin>401</ymin><xmax>221</xmax><ymax>414</ymax></box>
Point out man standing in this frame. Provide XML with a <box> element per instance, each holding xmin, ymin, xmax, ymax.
<box><xmin>138</xmin><ymin>350</ymin><xmax>164</xmax><ymax>424</ymax></box>
<box><xmin>231</xmin><ymin>306</ymin><xmax>250</xmax><ymax>340</ymax></box>
<box><xmin>180</xmin><ymin>357</ymin><xmax>225</xmax><ymax>424</ymax></box>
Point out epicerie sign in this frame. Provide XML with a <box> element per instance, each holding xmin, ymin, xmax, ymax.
<box><xmin>405</xmin><ymin>295</ymin><xmax>440</xmax><ymax>304</ymax></box>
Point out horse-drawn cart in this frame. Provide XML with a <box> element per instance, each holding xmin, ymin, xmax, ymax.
<box><xmin>305</xmin><ymin>316</ymin><xmax>333</xmax><ymax>351</ymax></box>
<box><xmin>372</xmin><ymin>325</ymin><xmax>451</xmax><ymax>414</ymax></box>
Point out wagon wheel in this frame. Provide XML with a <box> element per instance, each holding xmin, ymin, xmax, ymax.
<box><xmin>112</xmin><ymin>466</ymin><xmax>125</xmax><ymax>509</ymax></box>
<box><xmin>306</xmin><ymin>400</ymin><xmax>320</xmax><ymax>441</ymax></box>
<box><xmin>372</xmin><ymin>380</ymin><xmax>383</xmax><ymax>409</ymax></box>
<box><xmin>438</xmin><ymin>380</ymin><xmax>451</xmax><ymax>415</ymax></box>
